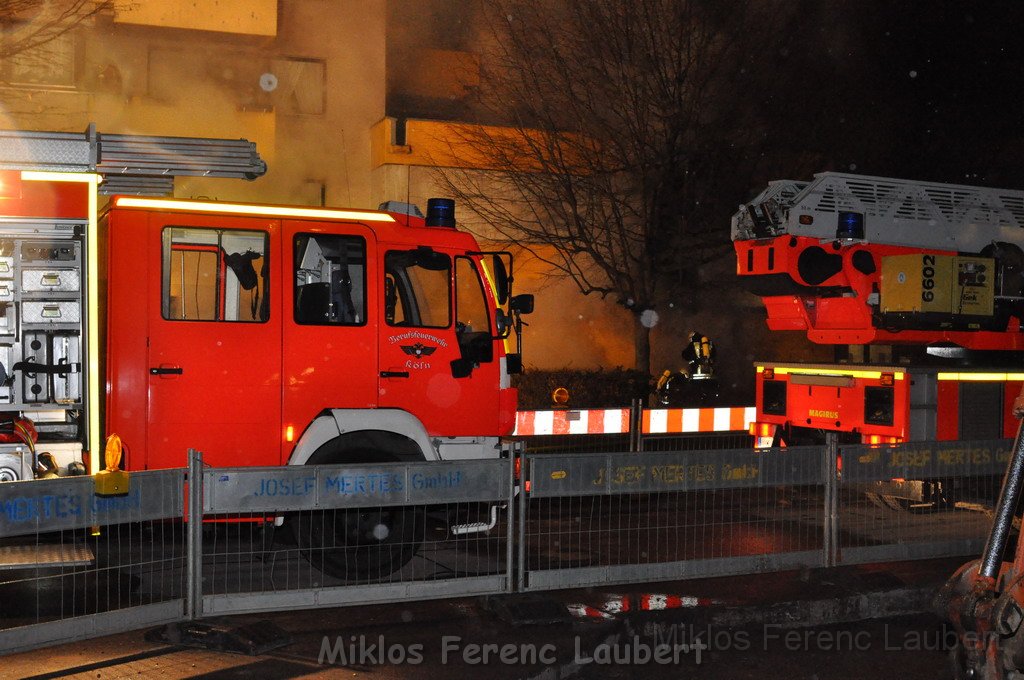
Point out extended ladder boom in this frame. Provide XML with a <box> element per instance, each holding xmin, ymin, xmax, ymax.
<box><xmin>732</xmin><ymin>172</ymin><xmax>1024</xmax><ymax>255</ymax></box>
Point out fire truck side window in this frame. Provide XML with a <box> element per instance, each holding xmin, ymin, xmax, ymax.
<box><xmin>456</xmin><ymin>256</ymin><xmax>491</xmax><ymax>335</ymax></box>
<box><xmin>384</xmin><ymin>249</ymin><xmax>451</xmax><ymax>328</ymax></box>
<box><xmin>293</xmin><ymin>233</ymin><xmax>366</xmax><ymax>325</ymax></box>
<box><xmin>161</xmin><ymin>227</ymin><xmax>269</xmax><ymax>323</ymax></box>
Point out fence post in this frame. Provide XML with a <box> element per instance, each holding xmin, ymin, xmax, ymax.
<box><xmin>186</xmin><ymin>448</ymin><xmax>203</xmax><ymax>620</ymax></box>
<box><xmin>823</xmin><ymin>433</ymin><xmax>840</xmax><ymax>568</ymax></box>
<box><xmin>630</xmin><ymin>398</ymin><xmax>644</xmax><ymax>452</ymax></box>
<box><xmin>506</xmin><ymin>441</ymin><xmax>518</xmax><ymax>593</ymax></box>
<box><xmin>517</xmin><ymin>447</ymin><xmax>528</xmax><ymax>592</ymax></box>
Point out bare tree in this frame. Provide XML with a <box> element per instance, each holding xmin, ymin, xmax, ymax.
<box><xmin>0</xmin><ymin>1</ymin><xmax>111</xmax><ymax>58</ymax></box>
<box><xmin>435</xmin><ymin>0</ymin><xmax>804</xmax><ymax>375</ymax></box>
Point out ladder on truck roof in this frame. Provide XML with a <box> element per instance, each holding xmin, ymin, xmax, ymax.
<box><xmin>0</xmin><ymin>123</ymin><xmax>267</xmax><ymax>195</ymax></box>
<box><xmin>732</xmin><ymin>172</ymin><xmax>1024</xmax><ymax>255</ymax></box>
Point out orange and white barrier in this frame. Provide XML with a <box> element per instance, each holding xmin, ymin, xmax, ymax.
<box><xmin>514</xmin><ymin>406</ymin><xmax>755</xmax><ymax>436</ymax></box>
<box><xmin>514</xmin><ymin>408</ymin><xmax>631</xmax><ymax>436</ymax></box>
<box><xmin>642</xmin><ymin>407</ymin><xmax>755</xmax><ymax>434</ymax></box>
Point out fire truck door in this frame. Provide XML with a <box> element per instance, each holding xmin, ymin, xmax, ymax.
<box><xmin>282</xmin><ymin>221</ymin><xmax>378</xmax><ymax>443</ymax></box>
<box><xmin>146</xmin><ymin>217</ymin><xmax>281</xmax><ymax>469</ymax></box>
<box><xmin>378</xmin><ymin>249</ymin><xmax>500</xmax><ymax>437</ymax></box>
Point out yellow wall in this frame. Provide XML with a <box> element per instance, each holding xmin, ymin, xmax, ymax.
<box><xmin>371</xmin><ymin>116</ymin><xmax>580</xmax><ymax>173</ymax></box>
<box><xmin>372</xmin><ymin>117</ymin><xmax>511</xmax><ymax>170</ymax></box>
<box><xmin>114</xmin><ymin>0</ymin><xmax>279</xmax><ymax>36</ymax></box>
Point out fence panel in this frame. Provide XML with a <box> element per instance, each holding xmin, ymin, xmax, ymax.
<box><xmin>520</xmin><ymin>446</ymin><xmax>827</xmax><ymax>591</ymax></box>
<box><xmin>0</xmin><ymin>468</ymin><xmax>188</xmax><ymax>654</ymax></box>
<box><xmin>836</xmin><ymin>439</ymin><xmax>1008</xmax><ymax>565</ymax></box>
<box><xmin>198</xmin><ymin>456</ymin><xmax>515</xmax><ymax>617</ymax></box>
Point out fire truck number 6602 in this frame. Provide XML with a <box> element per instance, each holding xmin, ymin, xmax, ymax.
<box><xmin>922</xmin><ymin>254</ymin><xmax>936</xmax><ymax>302</ymax></box>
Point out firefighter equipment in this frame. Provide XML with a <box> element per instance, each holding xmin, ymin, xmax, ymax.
<box><xmin>681</xmin><ymin>331</ymin><xmax>715</xmax><ymax>377</ymax></box>
<box><xmin>654</xmin><ymin>332</ymin><xmax>718</xmax><ymax>407</ymax></box>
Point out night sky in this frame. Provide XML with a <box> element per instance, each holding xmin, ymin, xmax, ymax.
<box><xmin>779</xmin><ymin>1</ymin><xmax>1024</xmax><ymax>190</ymax></box>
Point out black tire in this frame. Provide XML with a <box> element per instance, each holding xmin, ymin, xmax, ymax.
<box><xmin>295</xmin><ymin>443</ymin><xmax>424</xmax><ymax>581</ymax></box>
<box><xmin>297</xmin><ymin>504</ymin><xmax>422</xmax><ymax>581</ymax></box>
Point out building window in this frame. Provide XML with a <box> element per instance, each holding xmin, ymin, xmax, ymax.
<box><xmin>162</xmin><ymin>227</ymin><xmax>269</xmax><ymax>322</ymax></box>
<box><xmin>0</xmin><ymin>31</ymin><xmax>76</xmax><ymax>88</ymax></box>
<box><xmin>270</xmin><ymin>57</ymin><xmax>325</xmax><ymax>115</ymax></box>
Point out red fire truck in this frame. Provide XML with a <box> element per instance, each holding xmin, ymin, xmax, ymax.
<box><xmin>0</xmin><ymin>127</ymin><xmax>531</xmax><ymax>577</ymax></box>
<box><xmin>733</xmin><ymin>173</ymin><xmax>1024</xmax><ymax>450</ymax></box>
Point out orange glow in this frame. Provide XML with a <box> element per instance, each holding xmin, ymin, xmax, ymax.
<box><xmin>0</xmin><ymin>170</ymin><xmax>22</xmax><ymax>199</ymax></box>
<box><xmin>285</xmin><ymin>425</ymin><xmax>294</xmax><ymax>442</ymax></box>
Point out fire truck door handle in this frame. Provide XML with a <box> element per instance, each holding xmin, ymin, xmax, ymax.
<box><xmin>150</xmin><ymin>365</ymin><xmax>183</xmax><ymax>376</ymax></box>
<box><xmin>380</xmin><ymin>371</ymin><xmax>410</xmax><ymax>379</ymax></box>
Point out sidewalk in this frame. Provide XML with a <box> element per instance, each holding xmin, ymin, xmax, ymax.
<box><xmin>1</xmin><ymin>557</ymin><xmax>967</xmax><ymax>680</ymax></box>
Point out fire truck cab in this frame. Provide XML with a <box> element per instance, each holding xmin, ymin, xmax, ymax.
<box><xmin>105</xmin><ymin>195</ymin><xmax>524</xmax><ymax>472</ymax></box>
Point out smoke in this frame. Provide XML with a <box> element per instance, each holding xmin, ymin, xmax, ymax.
<box><xmin>0</xmin><ymin>2</ymin><xmax>387</xmax><ymax>207</ymax></box>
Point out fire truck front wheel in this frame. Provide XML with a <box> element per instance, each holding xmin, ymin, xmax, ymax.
<box><xmin>294</xmin><ymin>442</ymin><xmax>424</xmax><ymax>581</ymax></box>
<box><xmin>296</xmin><ymin>504</ymin><xmax>422</xmax><ymax>582</ymax></box>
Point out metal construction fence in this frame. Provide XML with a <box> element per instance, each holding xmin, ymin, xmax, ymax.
<box><xmin>0</xmin><ymin>469</ymin><xmax>187</xmax><ymax>654</ymax></box>
<box><xmin>0</xmin><ymin>437</ymin><xmax>1012</xmax><ymax>654</ymax></box>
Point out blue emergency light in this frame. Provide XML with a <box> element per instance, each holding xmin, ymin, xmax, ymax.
<box><xmin>836</xmin><ymin>211</ymin><xmax>865</xmax><ymax>240</ymax></box>
<box><xmin>426</xmin><ymin>198</ymin><xmax>456</xmax><ymax>228</ymax></box>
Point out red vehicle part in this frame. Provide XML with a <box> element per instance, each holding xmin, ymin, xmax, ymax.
<box><xmin>735</xmin><ymin>236</ymin><xmax>1024</xmax><ymax>350</ymax></box>
<box><xmin>753</xmin><ymin>363</ymin><xmax>1024</xmax><ymax>445</ymax></box>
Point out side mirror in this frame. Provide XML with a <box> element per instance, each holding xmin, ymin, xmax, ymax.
<box><xmin>511</xmin><ymin>294</ymin><xmax>534</xmax><ymax>315</ymax></box>
<box><xmin>491</xmin><ymin>254</ymin><xmax>510</xmax><ymax>305</ymax></box>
